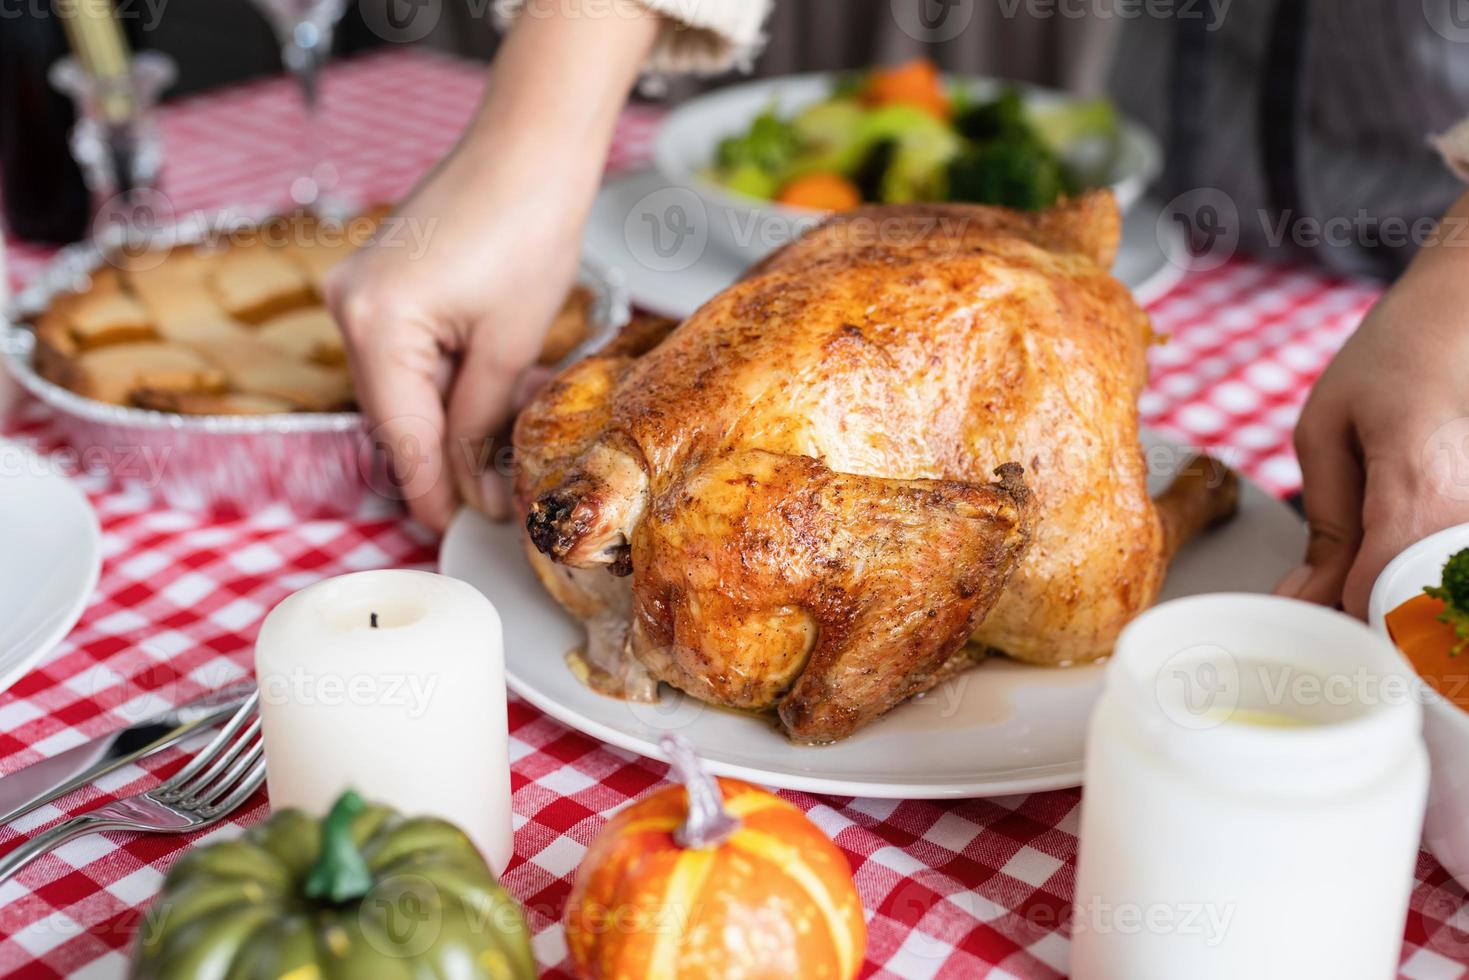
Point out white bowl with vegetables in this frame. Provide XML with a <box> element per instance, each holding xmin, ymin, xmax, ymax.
<box><xmin>1369</xmin><ymin>525</ymin><xmax>1469</xmax><ymax>889</ymax></box>
<box><xmin>653</xmin><ymin>63</ymin><xmax>1163</xmax><ymax>263</ymax></box>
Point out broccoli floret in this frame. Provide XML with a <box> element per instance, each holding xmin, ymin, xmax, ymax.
<box><xmin>948</xmin><ymin>83</ymin><xmax>975</xmax><ymax>118</ymax></box>
<box><xmin>720</xmin><ymin>163</ymin><xmax>780</xmax><ymax>200</ymax></box>
<box><xmin>881</xmin><ymin>131</ymin><xmax>961</xmax><ymax>203</ymax></box>
<box><xmin>787</xmin><ymin>99</ymin><xmax>869</xmax><ymax>175</ymax></box>
<box><xmin>947</xmin><ymin>88</ymin><xmax>1080</xmax><ymax>209</ymax></box>
<box><xmin>945</xmin><ymin>138</ymin><xmax>1073</xmax><ymax>210</ymax></box>
<box><xmin>819</xmin><ymin>105</ymin><xmax>960</xmax><ymax>204</ymax></box>
<box><xmin>715</xmin><ymin>108</ymin><xmax>801</xmax><ymax>175</ymax></box>
<box><xmin>953</xmin><ymin>88</ymin><xmax>1030</xmax><ymax>143</ymax></box>
<box><xmin>830</xmin><ymin>72</ymin><xmax>866</xmax><ymax>100</ymax></box>
<box><xmin>851</xmin><ymin>139</ymin><xmax>897</xmax><ymax>203</ymax></box>
<box><xmin>1426</xmin><ymin>547</ymin><xmax>1469</xmax><ymax>654</ymax></box>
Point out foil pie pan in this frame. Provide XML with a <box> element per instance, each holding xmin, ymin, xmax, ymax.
<box><xmin>0</xmin><ymin>217</ymin><xmax>629</xmax><ymax>516</ymax></box>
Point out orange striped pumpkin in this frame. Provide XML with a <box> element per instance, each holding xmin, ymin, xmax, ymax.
<box><xmin>565</xmin><ymin>747</ymin><xmax>866</xmax><ymax>980</ymax></box>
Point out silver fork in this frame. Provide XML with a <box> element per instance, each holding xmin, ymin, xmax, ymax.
<box><xmin>0</xmin><ymin>693</ymin><xmax>263</xmax><ymax>883</ymax></box>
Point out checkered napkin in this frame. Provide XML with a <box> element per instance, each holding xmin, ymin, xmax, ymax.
<box><xmin>2</xmin><ymin>47</ymin><xmax>1467</xmax><ymax>980</ymax></box>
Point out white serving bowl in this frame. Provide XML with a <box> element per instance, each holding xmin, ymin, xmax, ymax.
<box><xmin>653</xmin><ymin>72</ymin><xmax>1163</xmax><ymax>264</ymax></box>
<box><xmin>1369</xmin><ymin>523</ymin><xmax>1469</xmax><ymax>887</ymax></box>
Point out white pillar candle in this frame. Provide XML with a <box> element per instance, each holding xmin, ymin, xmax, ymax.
<box><xmin>255</xmin><ymin>569</ymin><xmax>513</xmax><ymax>874</ymax></box>
<box><xmin>1072</xmin><ymin>594</ymin><xmax>1427</xmax><ymax>980</ymax></box>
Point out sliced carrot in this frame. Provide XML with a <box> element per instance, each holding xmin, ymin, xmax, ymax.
<box><xmin>1387</xmin><ymin>593</ymin><xmax>1449</xmax><ymax>651</ymax></box>
<box><xmin>1387</xmin><ymin>593</ymin><xmax>1469</xmax><ymax>710</ymax></box>
<box><xmin>776</xmin><ymin>173</ymin><xmax>863</xmax><ymax>211</ymax></box>
<box><xmin>863</xmin><ymin>58</ymin><xmax>951</xmax><ymax>120</ymax></box>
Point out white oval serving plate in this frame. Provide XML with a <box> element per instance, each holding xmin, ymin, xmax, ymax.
<box><xmin>584</xmin><ymin>170</ymin><xmax>1186</xmax><ymax>322</ymax></box>
<box><xmin>441</xmin><ymin>432</ymin><xmax>1303</xmax><ymax>798</ymax></box>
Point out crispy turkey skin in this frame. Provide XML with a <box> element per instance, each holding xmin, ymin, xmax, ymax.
<box><xmin>513</xmin><ymin>191</ymin><xmax>1237</xmax><ymax>743</ymax></box>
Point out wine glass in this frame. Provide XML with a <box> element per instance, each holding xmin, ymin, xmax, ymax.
<box><xmin>50</xmin><ymin>51</ymin><xmax>179</xmax><ymax>255</ymax></box>
<box><xmin>248</xmin><ymin>0</ymin><xmax>348</xmax><ymax>210</ymax></box>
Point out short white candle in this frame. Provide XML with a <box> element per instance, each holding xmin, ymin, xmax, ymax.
<box><xmin>255</xmin><ymin>569</ymin><xmax>513</xmax><ymax>874</ymax></box>
<box><xmin>1073</xmin><ymin>594</ymin><xmax>1427</xmax><ymax>980</ymax></box>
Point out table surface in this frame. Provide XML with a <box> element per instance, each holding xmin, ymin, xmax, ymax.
<box><xmin>2</xmin><ymin>47</ymin><xmax>1468</xmax><ymax>980</ymax></box>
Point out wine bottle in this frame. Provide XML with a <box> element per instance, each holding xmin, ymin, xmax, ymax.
<box><xmin>0</xmin><ymin>4</ymin><xmax>91</xmax><ymax>244</ymax></box>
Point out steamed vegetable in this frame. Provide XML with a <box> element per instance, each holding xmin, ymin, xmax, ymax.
<box><xmin>1029</xmin><ymin>97</ymin><xmax>1119</xmax><ymax>155</ymax></box>
<box><xmin>946</xmin><ymin>136</ymin><xmax>1073</xmax><ymax>210</ymax></box>
<box><xmin>777</xmin><ymin>172</ymin><xmax>863</xmax><ymax>210</ymax></box>
<box><xmin>947</xmin><ymin>88</ymin><xmax>1076</xmax><ymax>208</ymax></box>
<box><xmin>852</xmin><ymin>139</ymin><xmax>897</xmax><ymax>204</ymax></box>
<box><xmin>954</xmin><ymin>88</ymin><xmax>1029</xmax><ymax>143</ymax></box>
<box><xmin>855</xmin><ymin>105</ymin><xmax>962</xmax><ymax>203</ymax></box>
<box><xmin>789</xmin><ymin>98</ymin><xmax>869</xmax><ymax>174</ymax></box>
<box><xmin>860</xmin><ymin>58</ymin><xmax>951</xmax><ymax>120</ymax></box>
<box><xmin>1426</xmin><ymin>547</ymin><xmax>1469</xmax><ymax>653</ymax></box>
<box><xmin>715</xmin><ymin>106</ymin><xmax>800</xmax><ymax>175</ymax></box>
<box><xmin>721</xmin><ymin>162</ymin><xmax>781</xmax><ymax>200</ymax></box>
<box><xmin>703</xmin><ymin>61</ymin><xmax>1119</xmax><ymax>211</ymax></box>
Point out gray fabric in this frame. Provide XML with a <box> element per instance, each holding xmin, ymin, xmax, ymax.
<box><xmin>421</xmin><ymin>0</ymin><xmax>1468</xmax><ymax>278</ymax></box>
<box><xmin>420</xmin><ymin>2</ymin><xmax>1117</xmax><ymax>91</ymax></box>
<box><xmin>1110</xmin><ymin>0</ymin><xmax>1469</xmax><ymax>278</ymax></box>
<box><xmin>757</xmin><ymin>0</ymin><xmax>1119</xmax><ymax>93</ymax></box>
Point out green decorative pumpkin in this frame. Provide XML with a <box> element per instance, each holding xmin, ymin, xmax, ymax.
<box><xmin>131</xmin><ymin>791</ymin><xmax>536</xmax><ymax>980</ymax></box>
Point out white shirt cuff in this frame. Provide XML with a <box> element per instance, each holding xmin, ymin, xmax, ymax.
<box><xmin>495</xmin><ymin>0</ymin><xmax>771</xmax><ymax>75</ymax></box>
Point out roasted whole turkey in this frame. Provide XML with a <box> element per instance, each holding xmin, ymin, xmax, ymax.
<box><xmin>513</xmin><ymin>191</ymin><xmax>1238</xmax><ymax>743</ymax></box>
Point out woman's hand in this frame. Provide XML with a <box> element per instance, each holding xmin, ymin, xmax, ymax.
<box><xmin>327</xmin><ymin>152</ymin><xmax>581</xmax><ymax>531</ymax></box>
<box><xmin>1280</xmin><ymin>191</ymin><xmax>1469</xmax><ymax>616</ymax></box>
<box><xmin>327</xmin><ymin>2</ymin><xmax>659</xmax><ymax>532</ymax></box>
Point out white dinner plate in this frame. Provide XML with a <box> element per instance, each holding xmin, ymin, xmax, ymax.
<box><xmin>0</xmin><ymin>440</ymin><xmax>101</xmax><ymax>694</ymax></box>
<box><xmin>441</xmin><ymin>432</ymin><xmax>1304</xmax><ymax>798</ymax></box>
<box><xmin>583</xmin><ymin>170</ymin><xmax>1186</xmax><ymax>321</ymax></box>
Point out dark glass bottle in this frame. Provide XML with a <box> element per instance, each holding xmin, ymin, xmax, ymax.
<box><xmin>0</xmin><ymin>5</ymin><xmax>92</xmax><ymax>244</ymax></box>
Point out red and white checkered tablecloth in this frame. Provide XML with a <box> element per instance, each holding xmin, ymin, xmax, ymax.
<box><xmin>3</xmin><ymin>47</ymin><xmax>1468</xmax><ymax>980</ymax></box>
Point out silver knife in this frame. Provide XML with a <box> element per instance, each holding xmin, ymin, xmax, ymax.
<box><xmin>0</xmin><ymin>684</ymin><xmax>256</xmax><ymax>826</ymax></box>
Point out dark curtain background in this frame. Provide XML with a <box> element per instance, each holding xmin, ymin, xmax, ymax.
<box><xmin>140</xmin><ymin>1</ymin><xmax>1115</xmax><ymax>100</ymax></box>
<box><xmin>124</xmin><ymin>0</ymin><xmax>403</xmax><ymax>97</ymax></box>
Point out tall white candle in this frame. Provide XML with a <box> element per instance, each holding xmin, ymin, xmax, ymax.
<box><xmin>1072</xmin><ymin>594</ymin><xmax>1427</xmax><ymax>980</ymax></box>
<box><xmin>255</xmin><ymin>569</ymin><xmax>513</xmax><ymax>874</ymax></box>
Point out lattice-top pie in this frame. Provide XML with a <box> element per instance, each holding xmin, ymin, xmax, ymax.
<box><xmin>32</xmin><ymin>208</ymin><xmax>595</xmax><ymax>415</ymax></box>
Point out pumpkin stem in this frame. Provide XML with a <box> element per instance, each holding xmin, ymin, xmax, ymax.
<box><xmin>660</xmin><ymin>734</ymin><xmax>739</xmax><ymax>849</ymax></box>
<box><xmin>302</xmin><ymin>789</ymin><xmax>375</xmax><ymax>903</ymax></box>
